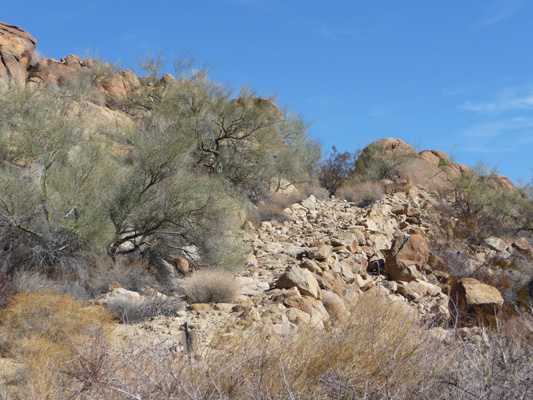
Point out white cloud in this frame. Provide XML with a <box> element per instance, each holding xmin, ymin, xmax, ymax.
<box><xmin>461</xmin><ymin>96</ymin><xmax>533</xmax><ymax>112</ymax></box>
<box><xmin>464</xmin><ymin>117</ymin><xmax>533</xmax><ymax>138</ymax></box>
<box><xmin>476</xmin><ymin>0</ymin><xmax>524</xmax><ymax>28</ymax></box>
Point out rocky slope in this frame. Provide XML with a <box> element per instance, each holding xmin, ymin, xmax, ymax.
<box><xmin>1</xmin><ymin>20</ymin><xmax>531</xmax><ymax>357</ymax></box>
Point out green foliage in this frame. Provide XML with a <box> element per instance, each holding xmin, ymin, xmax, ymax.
<box><xmin>449</xmin><ymin>163</ymin><xmax>533</xmax><ymax>234</ymax></box>
<box><xmin>0</xmin><ymin>64</ymin><xmax>318</xmax><ymax>279</ymax></box>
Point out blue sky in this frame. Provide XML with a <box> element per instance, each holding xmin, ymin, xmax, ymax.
<box><xmin>3</xmin><ymin>0</ymin><xmax>533</xmax><ymax>184</ymax></box>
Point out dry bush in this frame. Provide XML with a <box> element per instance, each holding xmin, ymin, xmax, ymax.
<box><xmin>12</xmin><ymin>271</ymin><xmax>92</xmax><ymax>300</ymax></box>
<box><xmin>0</xmin><ymin>292</ymin><xmax>112</xmax><ymax>399</ymax></box>
<box><xmin>5</xmin><ymin>289</ymin><xmax>532</xmax><ymax>399</ymax></box>
<box><xmin>297</xmin><ymin>183</ymin><xmax>330</xmax><ymax>200</ymax></box>
<box><xmin>105</xmin><ymin>295</ymin><xmax>183</xmax><ymax>324</ymax></box>
<box><xmin>336</xmin><ymin>181</ymin><xmax>384</xmax><ymax>207</ymax></box>
<box><xmin>255</xmin><ymin>202</ymin><xmax>291</xmax><ymax>223</ymax></box>
<box><xmin>430</xmin><ymin>324</ymin><xmax>533</xmax><ymax>399</ymax></box>
<box><xmin>0</xmin><ymin>270</ymin><xmax>15</xmax><ymax>308</ymax></box>
<box><xmin>88</xmin><ymin>255</ymin><xmax>157</xmax><ymax>296</ymax></box>
<box><xmin>180</xmin><ymin>268</ymin><xmax>239</xmax><ymax>303</ymax></box>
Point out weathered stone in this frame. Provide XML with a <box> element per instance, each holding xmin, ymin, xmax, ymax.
<box><xmin>512</xmin><ymin>238</ymin><xmax>533</xmax><ymax>257</ymax></box>
<box><xmin>484</xmin><ymin>237</ymin><xmax>508</xmax><ymax>252</ymax></box>
<box><xmin>386</xmin><ymin>233</ymin><xmax>429</xmax><ymax>282</ymax></box>
<box><xmin>275</xmin><ymin>267</ymin><xmax>322</xmax><ymax>299</ymax></box>
<box><xmin>397</xmin><ymin>281</ymin><xmax>428</xmax><ymax>300</ymax></box>
<box><xmin>306</xmin><ymin>245</ymin><xmax>332</xmax><ymax>261</ymax></box>
<box><xmin>449</xmin><ymin>278</ymin><xmax>503</xmax><ymax>324</ymax></box>
<box><xmin>96</xmin><ymin>288</ymin><xmax>141</xmax><ymax>307</ymax></box>
<box><xmin>168</xmin><ymin>255</ymin><xmax>190</xmax><ymax>274</ymax></box>
<box><xmin>321</xmin><ymin>290</ymin><xmax>348</xmax><ymax>320</ymax></box>
<box><xmin>0</xmin><ymin>22</ymin><xmax>36</xmax><ymax>86</ymax></box>
<box><xmin>330</xmin><ymin>233</ymin><xmax>358</xmax><ymax>253</ymax></box>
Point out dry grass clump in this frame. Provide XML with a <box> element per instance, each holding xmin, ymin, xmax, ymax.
<box><xmin>0</xmin><ymin>292</ymin><xmax>112</xmax><ymax>399</ymax></box>
<box><xmin>87</xmin><ymin>255</ymin><xmax>157</xmax><ymax>296</ymax></box>
<box><xmin>255</xmin><ymin>201</ymin><xmax>291</xmax><ymax>223</ymax></box>
<box><xmin>336</xmin><ymin>181</ymin><xmax>384</xmax><ymax>207</ymax></box>
<box><xmin>105</xmin><ymin>294</ymin><xmax>183</xmax><ymax>324</ymax></box>
<box><xmin>180</xmin><ymin>268</ymin><xmax>239</xmax><ymax>303</ymax></box>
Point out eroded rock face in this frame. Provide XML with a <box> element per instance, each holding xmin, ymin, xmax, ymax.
<box><xmin>0</xmin><ymin>22</ymin><xmax>36</xmax><ymax>86</ymax></box>
<box><xmin>449</xmin><ymin>278</ymin><xmax>503</xmax><ymax>324</ymax></box>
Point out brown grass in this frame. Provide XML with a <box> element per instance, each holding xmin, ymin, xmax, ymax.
<box><xmin>336</xmin><ymin>181</ymin><xmax>384</xmax><ymax>207</ymax></box>
<box><xmin>0</xmin><ymin>292</ymin><xmax>112</xmax><ymax>399</ymax></box>
<box><xmin>180</xmin><ymin>268</ymin><xmax>240</xmax><ymax>303</ymax></box>
<box><xmin>2</xmin><ymin>288</ymin><xmax>533</xmax><ymax>399</ymax></box>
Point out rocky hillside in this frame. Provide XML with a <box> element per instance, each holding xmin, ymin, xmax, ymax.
<box><xmin>1</xmin><ymin>22</ymin><xmax>533</xmax><ymax>399</ymax></box>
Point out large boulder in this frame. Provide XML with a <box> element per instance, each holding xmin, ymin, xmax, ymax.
<box><xmin>275</xmin><ymin>267</ymin><xmax>322</xmax><ymax>299</ymax></box>
<box><xmin>385</xmin><ymin>233</ymin><xmax>429</xmax><ymax>282</ymax></box>
<box><xmin>0</xmin><ymin>22</ymin><xmax>36</xmax><ymax>86</ymax></box>
<box><xmin>449</xmin><ymin>278</ymin><xmax>503</xmax><ymax>325</ymax></box>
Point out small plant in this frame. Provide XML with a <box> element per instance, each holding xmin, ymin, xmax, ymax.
<box><xmin>336</xmin><ymin>181</ymin><xmax>384</xmax><ymax>207</ymax></box>
<box><xmin>180</xmin><ymin>268</ymin><xmax>239</xmax><ymax>303</ymax></box>
<box><xmin>105</xmin><ymin>294</ymin><xmax>183</xmax><ymax>324</ymax></box>
<box><xmin>319</xmin><ymin>146</ymin><xmax>357</xmax><ymax>195</ymax></box>
<box><xmin>0</xmin><ymin>270</ymin><xmax>15</xmax><ymax>308</ymax></box>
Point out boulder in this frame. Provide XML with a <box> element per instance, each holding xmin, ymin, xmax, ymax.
<box><xmin>449</xmin><ymin>278</ymin><xmax>503</xmax><ymax>324</ymax></box>
<box><xmin>0</xmin><ymin>22</ymin><xmax>36</xmax><ymax>86</ymax></box>
<box><xmin>512</xmin><ymin>238</ymin><xmax>533</xmax><ymax>258</ymax></box>
<box><xmin>96</xmin><ymin>287</ymin><xmax>142</xmax><ymax>307</ymax></box>
<box><xmin>484</xmin><ymin>237</ymin><xmax>508</xmax><ymax>252</ymax></box>
<box><xmin>275</xmin><ymin>267</ymin><xmax>322</xmax><ymax>299</ymax></box>
<box><xmin>386</xmin><ymin>233</ymin><xmax>429</xmax><ymax>282</ymax></box>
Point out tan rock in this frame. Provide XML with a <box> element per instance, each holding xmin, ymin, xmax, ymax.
<box><xmin>275</xmin><ymin>266</ymin><xmax>322</xmax><ymax>299</ymax></box>
<box><xmin>168</xmin><ymin>255</ymin><xmax>190</xmax><ymax>274</ymax></box>
<box><xmin>512</xmin><ymin>238</ymin><xmax>533</xmax><ymax>257</ymax></box>
<box><xmin>321</xmin><ymin>290</ymin><xmax>347</xmax><ymax>321</ymax></box>
<box><xmin>386</xmin><ymin>233</ymin><xmax>429</xmax><ymax>282</ymax></box>
<box><xmin>0</xmin><ymin>22</ymin><xmax>36</xmax><ymax>86</ymax></box>
<box><xmin>449</xmin><ymin>278</ymin><xmax>503</xmax><ymax>324</ymax></box>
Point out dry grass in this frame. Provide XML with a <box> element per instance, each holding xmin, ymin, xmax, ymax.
<box><xmin>2</xmin><ymin>288</ymin><xmax>532</xmax><ymax>399</ymax></box>
<box><xmin>0</xmin><ymin>292</ymin><xmax>112</xmax><ymax>399</ymax></box>
<box><xmin>336</xmin><ymin>181</ymin><xmax>384</xmax><ymax>207</ymax></box>
<box><xmin>180</xmin><ymin>268</ymin><xmax>239</xmax><ymax>303</ymax></box>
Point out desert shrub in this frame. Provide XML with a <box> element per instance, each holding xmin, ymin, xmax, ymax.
<box><xmin>87</xmin><ymin>255</ymin><xmax>157</xmax><ymax>296</ymax></box>
<box><xmin>105</xmin><ymin>295</ymin><xmax>183</xmax><ymax>324</ymax></box>
<box><xmin>318</xmin><ymin>146</ymin><xmax>357</xmax><ymax>195</ymax></box>
<box><xmin>448</xmin><ymin>164</ymin><xmax>533</xmax><ymax>236</ymax></box>
<box><xmin>0</xmin><ymin>270</ymin><xmax>15</xmax><ymax>308</ymax></box>
<box><xmin>0</xmin><ymin>292</ymin><xmax>111</xmax><ymax>398</ymax></box>
<box><xmin>431</xmin><ymin>326</ymin><xmax>533</xmax><ymax>399</ymax></box>
<box><xmin>336</xmin><ymin>181</ymin><xmax>384</xmax><ymax>207</ymax></box>
<box><xmin>180</xmin><ymin>268</ymin><xmax>239</xmax><ymax>303</ymax></box>
<box><xmin>255</xmin><ymin>202</ymin><xmax>291</xmax><ymax>223</ymax></box>
<box><xmin>298</xmin><ymin>182</ymin><xmax>330</xmax><ymax>200</ymax></box>
<box><xmin>12</xmin><ymin>271</ymin><xmax>91</xmax><ymax>300</ymax></box>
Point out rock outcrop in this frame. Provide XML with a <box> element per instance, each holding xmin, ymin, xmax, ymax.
<box><xmin>0</xmin><ymin>22</ymin><xmax>36</xmax><ymax>86</ymax></box>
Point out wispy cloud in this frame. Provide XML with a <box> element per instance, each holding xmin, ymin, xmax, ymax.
<box><xmin>476</xmin><ymin>0</ymin><xmax>524</xmax><ymax>28</ymax></box>
<box><xmin>293</xmin><ymin>17</ymin><xmax>361</xmax><ymax>41</ymax></box>
<box><xmin>461</xmin><ymin>96</ymin><xmax>533</xmax><ymax>112</ymax></box>
<box><xmin>306</xmin><ymin>95</ymin><xmax>346</xmax><ymax>108</ymax></box>
<box><xmin>464</xmin><ymin>117</ymin><xmax>533</xmax><ymax>137</ymax></box>
<box><xmin>461</xmin><ymin>86</ymin><xmax>533</xmax><ymax>113</ymax></box>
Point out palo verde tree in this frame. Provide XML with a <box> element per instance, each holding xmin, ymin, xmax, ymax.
<box><xmin>0</xmin><ymin>58</ymin><xmax>320</xmax><ymax>277</ymax></box>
